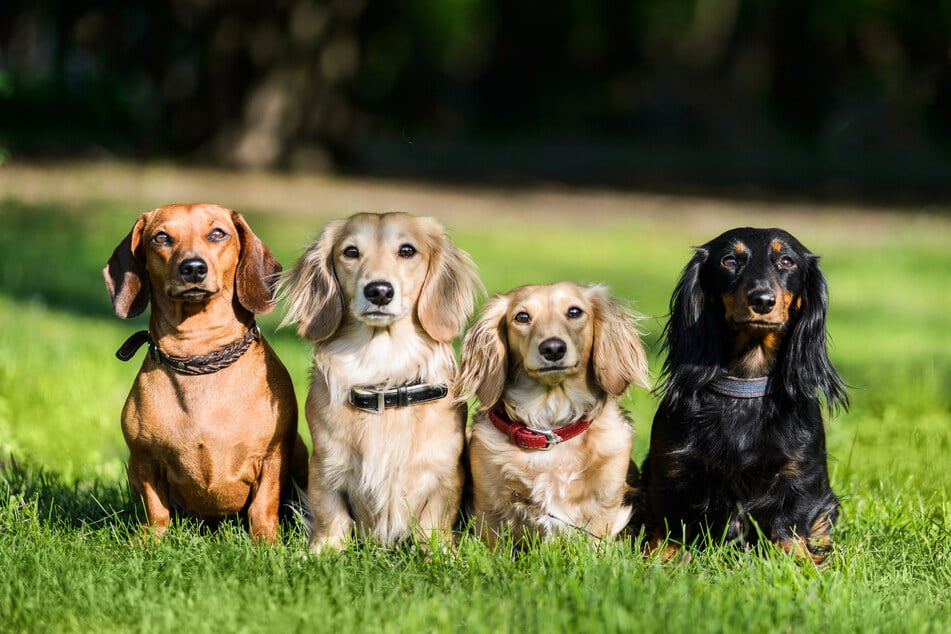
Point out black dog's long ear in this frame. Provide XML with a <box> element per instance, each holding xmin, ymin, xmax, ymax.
<box><xmin>103</xmin><ymin>214</ymin><xmax>150</xmax><ymax>318</ymax></box>
<box><xmin>232</xmin><ymin>211</ymin><xmax>282</xmax><ymax>315</ymax></box>
<box><xmin>455</xmin><ymin>295</ymin><xmax>509</xmax><ymax>407</ymax></box>
<box><xmin>660</xmin><ymin>246</ymin><xmax>721</xmax><ymax>406</ymax></box>
<box><xmin>278</xmin><ymin>219</ymin><xmax>346</xmax><ymax>342</ymax></box>
<box><xmin>783</xmin><ymin>255</ymin><xmax>849</xmax><ymax>412</ymax></box>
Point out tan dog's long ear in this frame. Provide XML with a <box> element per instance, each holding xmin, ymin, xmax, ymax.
<box><xmin>278</xmin><ymin>219</ymin><xmax>346</xmax><ymax>341</ymax></box>
<box><xmin>588</xmin><ymin>285</ymin><xmax>650</xmax><ymax>396</ymax></box>
<box><xmin>418</xmin><ymin>222</ymin><xmax>485</xmax><ymax>343</ymax></box>
<box><xmin>456</xmin><ymin>295</ymin><xmax>509</xmax><ymax>407</ymax></box>
<box><xmin>232</xmin><ymin>211</ymin><xmax>282</xmax><ymax>315</ymax></box>
<box><xmin>103</xmin><ymin>214</ymin><xmax>150</xmax><ymax>318</ymax></box>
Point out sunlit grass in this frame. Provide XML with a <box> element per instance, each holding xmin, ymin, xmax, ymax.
<box><xmin>2</xmin><ymin>193</ymin><xmax>950</xmax><ymax>632</ymax></box>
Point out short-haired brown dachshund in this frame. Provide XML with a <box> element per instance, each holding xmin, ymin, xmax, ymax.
<box><xmin>279</xmin><ymin>212</ymin><xmax>483</xmax><ymax>553</ymax></box>
<box><xmin>104</xmin><ymin>203</ymin><xmax>306</xmax><ymax>542</ymax></box>
<box><xmin>457</xmin><ymin>282</ymin><xmax>650</xmax><ymax>546</ymax></box>
<box><xmin>639</xmin><ymin>227</ymin><xmax>848</xmax><ymax>563</ymax></box>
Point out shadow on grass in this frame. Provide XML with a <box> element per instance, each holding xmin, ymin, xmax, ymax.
<box><xmin>0</xmin><ymin>454</ymin><xmax>140</xmax><ymax>530</ymax></box>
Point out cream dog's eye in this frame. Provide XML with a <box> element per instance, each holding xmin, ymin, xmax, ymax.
<box><xmin>398</xmin><ymin>244</ymin><xmax>417</xmax><ymax>258</ymax></box>
<box><xmin>566</xmin><ymin>306</ymin><xmax>584</xmax><ymax>319</ymax></box>
<box><xmin>342</xmin><ymin>246</ymin><xmax>360</xmax><ymax>259</ymax></box>
<box><xmin>514</xmin><ymin>311</ymin><xmax>531</xmax><ymax>324</ymax></box>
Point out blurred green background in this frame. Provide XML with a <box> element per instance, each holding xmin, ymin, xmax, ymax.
<box><xmin>3</xmin><ymin>0</ymin><xmax>951</xmax><ymax>196</ymax></box>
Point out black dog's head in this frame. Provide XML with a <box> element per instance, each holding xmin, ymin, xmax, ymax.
<box><xmin>660</xmin><ymin>227</ymin><xmax>848</xmax><ymax>412</ymax></box>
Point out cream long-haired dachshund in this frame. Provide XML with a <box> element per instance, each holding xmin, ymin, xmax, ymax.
<box><xmin>279</xmin><ymin>212</ymin><xmax>483</xmax><ymax>552</ymax></box>
<box><xmin>457</xmin><ymin>282</ymin><xmax>650</xmax><ymax>546</ymax></box>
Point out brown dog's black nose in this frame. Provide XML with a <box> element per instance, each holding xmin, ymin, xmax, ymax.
<box><xmin>748</xmin><ymin>289</ymin><xmax>776</xmax><ymax>314</ymax></box>
<box><xmin>364</xmin><ymin>281</ymin><xmax>395</xmax><ymax>307</ymax></box>
<box><xmin>538</xmin><ymin>337</ymin><xmax>567</xmax><ymax>362</ymax></box>
<box><xmin>179</xmin><ymin>258</ymin><xmax>208</xmax><ymax>283</ymax></box>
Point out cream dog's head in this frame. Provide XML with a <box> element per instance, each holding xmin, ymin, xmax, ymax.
<box><xmin>457</xmin><ymin>282</ymin><xmax>650</xmax><ymax>413</ymax></box>
<box><xmin>279</xmin><ymin>212</ymin><xmax>483</xmax><ymax>343</ymax></box>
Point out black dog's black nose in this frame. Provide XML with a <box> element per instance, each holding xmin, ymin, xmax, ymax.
<box><xmin>179</xmin><ymin>258</ymin><xmax>208</xmax><ymax>283</ymax></box>
<box><xmin>364</xmin><ymin>281</ymin><xmax>395</xmax><ymax>306</ymax></box>
<box><xmin>538</xmin><ymin>337</ymin><xmax>567</xmax><ymax>362</ymax></box>
<box><xmin>748</xmin><ymin>289</ymin><xmax>776</xmax><ymax>314</ymax></box>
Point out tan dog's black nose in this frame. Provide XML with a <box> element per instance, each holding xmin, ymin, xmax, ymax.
<box><xmin>179</xmin><ymin>258</ymin><xmax>208</xmax><ymax>283</ymax></box>
<box><xmin>538</xmin><ymin>337</ymin><xmax>567</xmax><ymax>362</ymax></box>
<box><xmin>364</xmin><ymin>281</ymin><xmax>394</xmax><ymax>307</ymax></box>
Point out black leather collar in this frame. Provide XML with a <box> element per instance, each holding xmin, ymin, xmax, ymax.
<box><xmin>115</xmin><ymin>324</ymin><xmax>260</xmax><ymax>376</ymax></box>
<box><xmin>348</xmin><ymin>382</ymin><xmax>449</xmax><ymax>414</ymax></box>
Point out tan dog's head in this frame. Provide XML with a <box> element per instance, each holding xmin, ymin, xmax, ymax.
<box><xmin>457</xmin><ymin>282</ymin><xmax>650</xmax><ymax>408</ymax></box>
<box><xmin>103</xmin><ymin>203</ymin><xmax>281</xmax><ymax>318</ymax></box>
<box><xmin>279</xmin><ymin>212</ymin><xmax>484</xmax><ymax>343</ymax></box>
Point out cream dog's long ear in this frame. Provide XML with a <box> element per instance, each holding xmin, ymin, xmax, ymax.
<box><xmin>456</xmin><ymin>295</ymin><xmax>509</xmax><ymax>407</ymax></box>
<box><xmin>278</xmin><ymin>219</ymin><xmax>347</xmax><ymax>342</ymax></box>
<box><xmin>417</xmin><ymin>221</ymin><xmax>485</xmax><ymax>343</ymax></box>
<box><xmin>103</xmin><ymin>213</ymin><xmax>150</xmax><ymax>318</ymax></box>
<box><xmin>588</xmin><ymin>285</ymin><xmax>650</xmax><ymax>396</ymax></box>
<box><xmin>232</xmin><ymin>211</ymin><xmax>282</xmax><ymax>315</ymax></box>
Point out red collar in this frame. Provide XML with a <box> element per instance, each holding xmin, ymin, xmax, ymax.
<box><xmin>488</xmin><ymin>406</ymin><xmax>593</xmax><ymax>450</ymax></box>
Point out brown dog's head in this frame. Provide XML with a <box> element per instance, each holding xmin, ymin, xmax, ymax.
<box><xmin>279</xmin><ymin>212</ymin><xmax>484</xmax><ymax>344</ymax></box>
<box><xmin>457</xmin><ymin>282</ymin><xmax>650</xmax><ymax>408</ymax></box>
<box><xmin>103</xmin><ymin>203</ymin><xmax>281</xmax><ymax>318</ymax></box>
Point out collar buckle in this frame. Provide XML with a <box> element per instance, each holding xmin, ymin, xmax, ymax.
<box><xmin>350</xmin><ymin>387</ymin><xmax>386</xmax><ymax>414</ymax></box>
<box><xmin>524</xmin><ymin>426</ymin><xmax>563</xmax><ymax>450</ymax></box>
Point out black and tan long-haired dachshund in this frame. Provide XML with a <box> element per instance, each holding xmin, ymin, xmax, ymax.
<box><xmin>639</xmin><ymin>227</ymin><xmax>848</xmax><ymax>564</ymax></box>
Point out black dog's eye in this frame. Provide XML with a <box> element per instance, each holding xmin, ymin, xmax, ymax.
<box><xmin>208</xmin><ymin>228</ymin><xmax>228</xmax><ymax>242</ymax></box>
<box><xmin>721</xmin><ymin>254</ymin><xmax>738</xmax><ymax>268</ymax></box>
<box><xmin>566</xmin><ymin>306</ymin><xmax>584</xmax><ymax>319</ymax></box>
<box><xmin>514</xmin><ymin>311</ymin><xmax>531</xmax><ymax>324</ymax></box>
<box><xmin>778</xmin><ymin>256</ymin><xmax>796</xmax><ymax>269</ymax></box>
<box><xmin>152</xmin><ymin>231</ymin><xmax>172</xmax><ymax>246</ymax></box>
<box><xmin>342</xmin><ymin>246</ymin><xmax>360</xmax><ymax>259</ymax></box>
<box><xmin>398</xmin><ymin>244</ymin><xmax>417</xmax><ymax>258</ymax></box>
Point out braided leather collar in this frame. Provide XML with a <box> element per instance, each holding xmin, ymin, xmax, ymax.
<box><xmin>707</xmin><ymin>374</ymin><xmax>775</xmax><ymax>399</ymax></box>
<box><xmin>115</xmin><ymin>324</ymin><xmax>260</xmax><ymax>375</ymax></box>
<box><xmin>488</xmin><ymin>406</ymin><xmax>593</xmax><ymax>450</ymax></box>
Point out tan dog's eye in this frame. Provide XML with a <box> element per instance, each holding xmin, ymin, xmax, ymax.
<box><xmin>514</xmin><ymin>311</ymin><xmax>531</xmax><ymax>324</ymax></box>
<box><xmin>208</xmin><ymin>228</ymin><xmax>228</xmax><ymax>242</ymax></box>
<box><xmin>566</xmin><ymin>306</ymin><xmax>584</xmax><ymax>319</ymax></box>
<box><xmin>152</xmin><ymin>232</ymin><xmax>172</xmax><ymax>246</ymax></box>
<box><xmin>398</xmin><ymin>244</ymin><xmax>417</xmax><ymax>258</ymax></box>
<box><xmin>342</xmin><ymin>246</ymin><xmax>360</xmax><ymax>259</ymax></box>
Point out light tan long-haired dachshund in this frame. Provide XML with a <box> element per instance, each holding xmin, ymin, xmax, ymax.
<box><xmin>104</xmin><ymin>203</ymin><xmax>306</xmax><ymax>542</ymax></box>
<box><xmin>457</xmin><ymin>282</ymin><xmax>650</xmax><ymax>547</ymax></box>
<box><xmin>279</xmin><ymin>212</ymin><xmax>484</xmax><ymax>553</ymax></box>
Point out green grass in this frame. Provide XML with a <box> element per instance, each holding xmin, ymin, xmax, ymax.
<box><xmin>1</xmin><ymin>187</ymin><xmax>950</xmax><ymax>633</ymax></box>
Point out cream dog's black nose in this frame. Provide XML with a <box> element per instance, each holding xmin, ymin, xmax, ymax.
<box><xmin>364</xmin><ymin>281</ymin><xmax>395</xmax><ymax>306</ymax></box>
<box><xmin>538</xmin><ymin>337</ymin><xmax>567</xmax><ymax>362</ymax></box>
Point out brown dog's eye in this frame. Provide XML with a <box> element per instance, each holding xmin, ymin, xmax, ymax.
<box><xmin>566</xmin><ymin>306</ymin><xmax>583</xmax><ymax>319</ymax></box>
<box><xmin>152</xmin><ymin>232</ymin><xmax>172</xmax><ymax>246</ymax></box>
<box><xmin>398</xmin><ymin>244</ymin><xmax>417</xmax><ymax>258</ymax></box>
<box><xmin>778</xmin><ymin>256</ymin><xmax>796</xmax><ymax>269</ymax></box>
<box><xmin>208</xmin><ymin>228</ymin><xmax>228</xmax><ymax>242</ymax></box>
<box><xmin>721</xmin><ymin>254</ymin><xmax>738</xmax><ymax>268</ymax></box>
<box><xmin>342</xmin><ymin>246</ymin><xmax>360</xmax><ymax>259</ymax></box>
<box><xmin>514</xmin><ymin>311</ymin><xmax>531</xmax><ymax>324</ymax></box>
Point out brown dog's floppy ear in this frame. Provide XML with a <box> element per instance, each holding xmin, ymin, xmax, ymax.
<box><xmin>417</xmin><ymin>221</ymin><xmax>485</xmax><ymax>343</ymax></box>
<box><xmin>588</xmin><ymin>285</ymin><xmax>650</xmax><ymax>396</ymax></box>
<box><xmin>456</xmin><ymin>295</ymin><xmax>509</xmax><ymax>406</ymax></box>
<box><xmin>278</xmin><ymin>219</ymin><xmax>346</xmax><ymax>342</ymax></box>
<box><xmin>232</xmin><ymin>211</ymin><xmax>282</xmax><ymax>315</ymax></box>
<box><xmin>103</xmin><ymin>214</ymin><xmax>150</xmax><ymax>318</ymax></box>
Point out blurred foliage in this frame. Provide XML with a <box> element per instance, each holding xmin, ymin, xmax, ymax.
<box><xmin>2</xmin><ymin>0</ymin><xmax>951</xmax><ymax>189</ymax></box>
